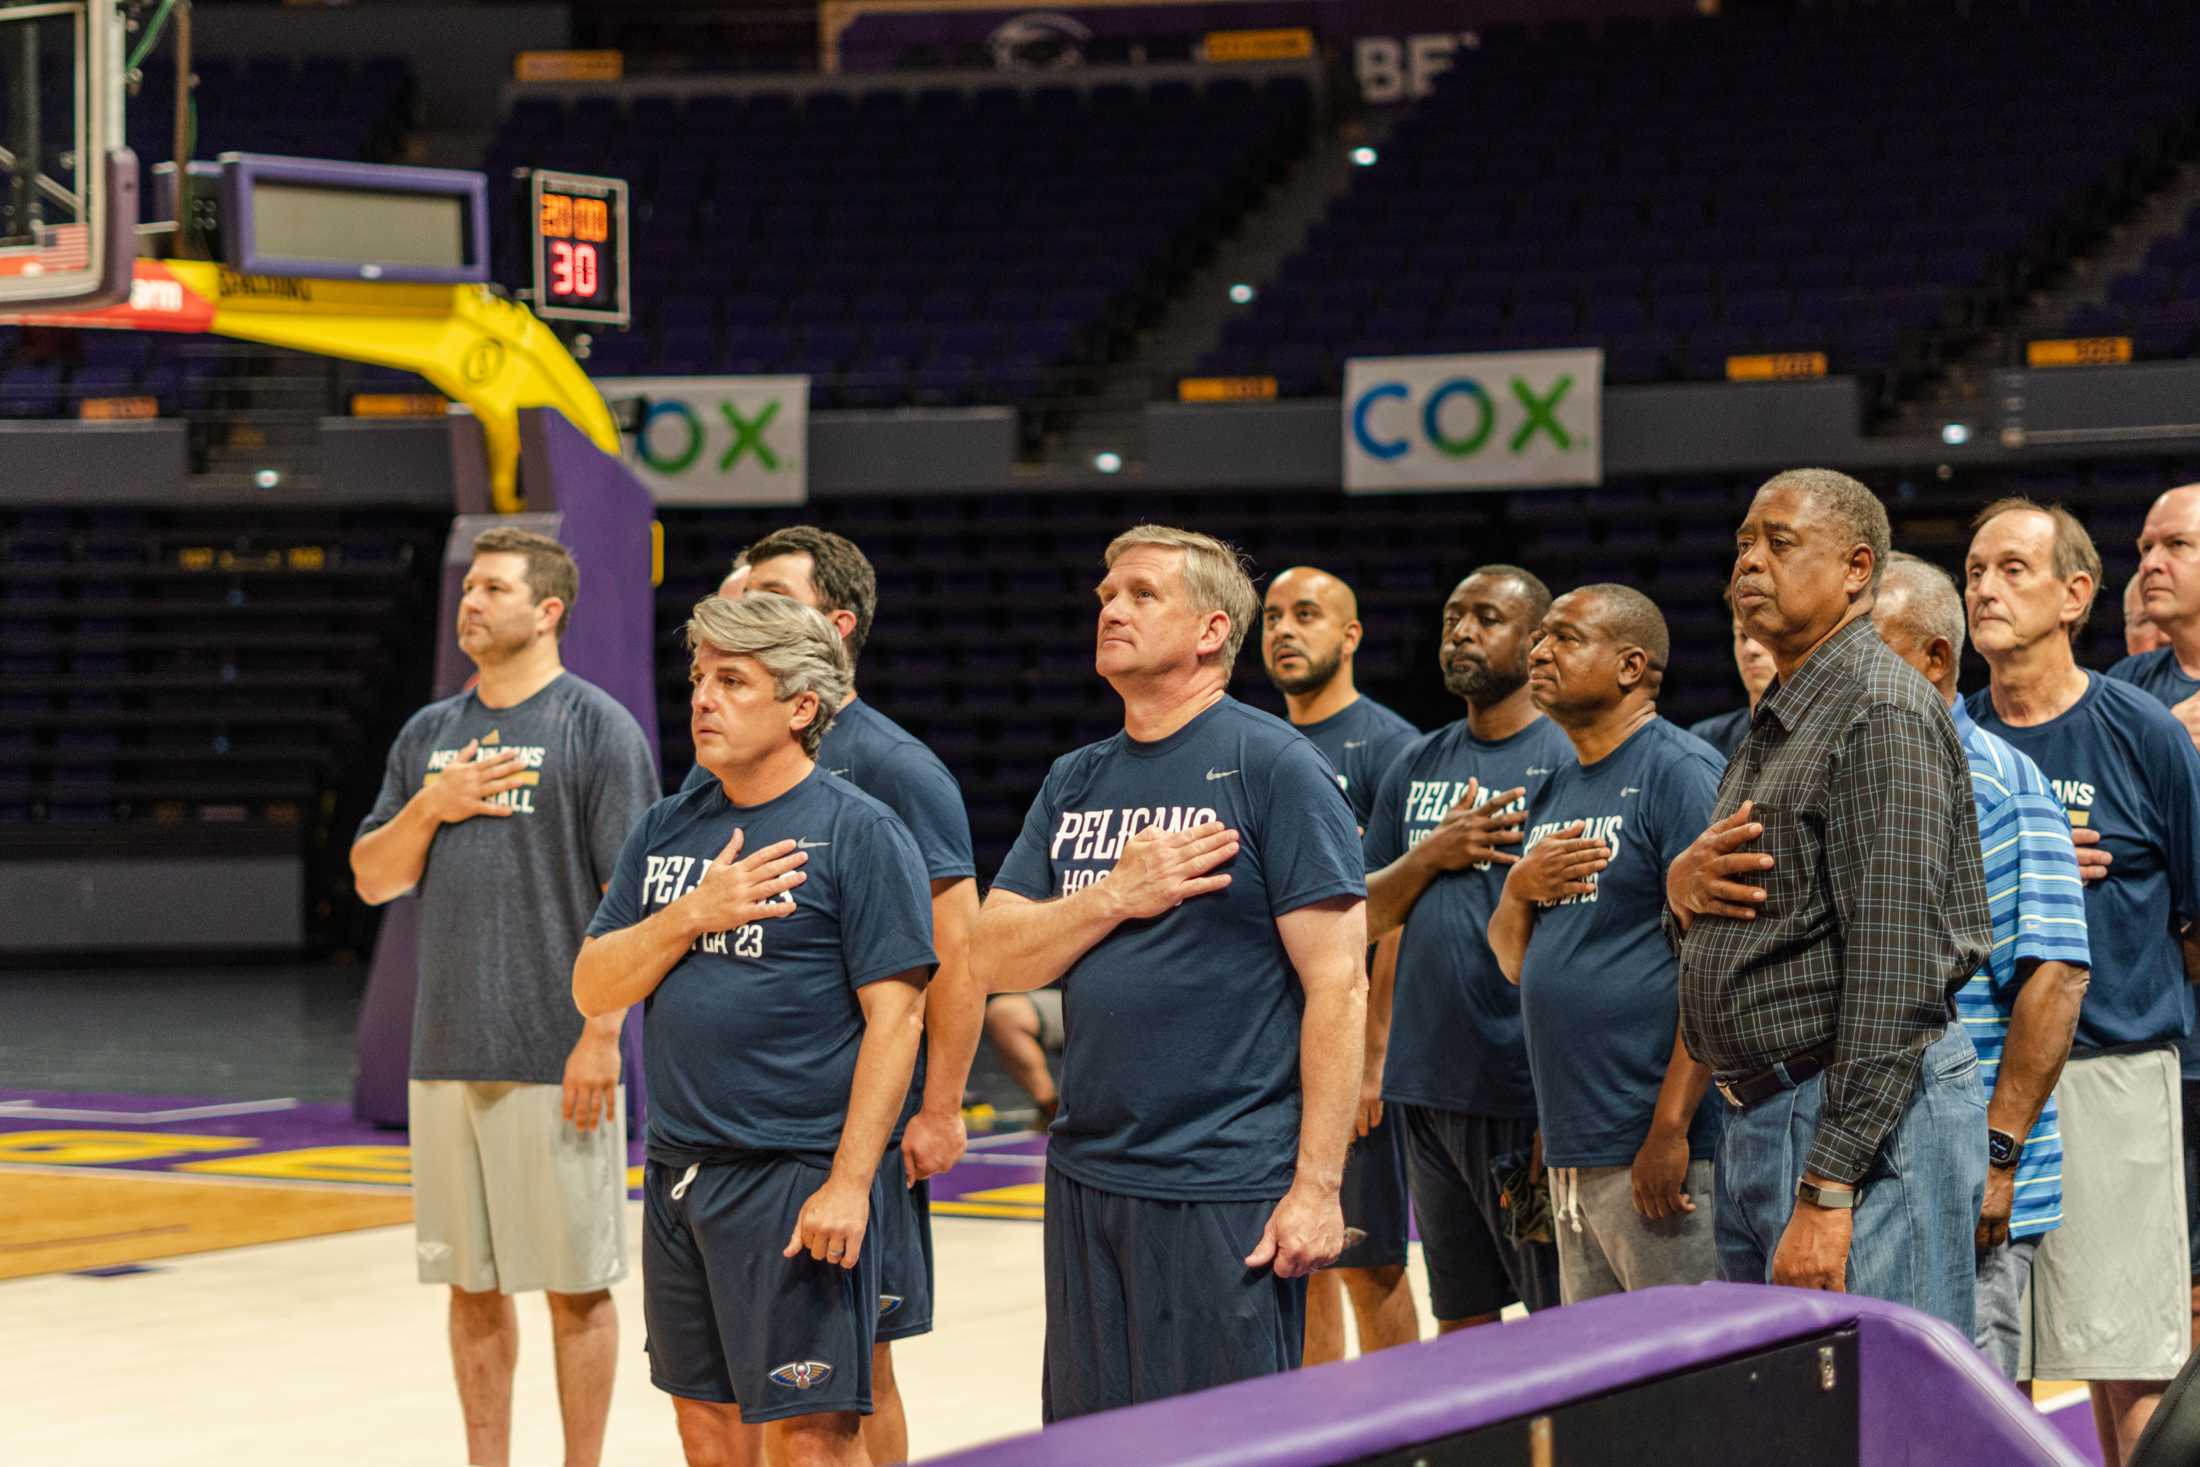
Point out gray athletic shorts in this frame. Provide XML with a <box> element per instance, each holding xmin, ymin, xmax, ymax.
<box><xmin>2021</xmin><ymin>1047</ymin><xmax>2190</xmax><ymax>1381</ymax></box>
<box><xmin>1549</xmin><ymin>1160</ymin><xmax>1719</xmax><ymax>1305</ymax></box>
<box><xmin>409</xmin><ymin>1079</ymin><xmax>629</xmax><ymax>1295</ymax></box>
<box><xmin>1025</xmin><ymin>988</ymin><xmax>1066</xmax><ymax>1050</ymax></box>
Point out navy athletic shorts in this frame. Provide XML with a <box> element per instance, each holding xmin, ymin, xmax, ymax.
<box><xmin>1323</xmin><ymin>1113</ymin><xmax>1412</xmax><ymax>1272</ymax></box>
<box><xmin>641</xmin><ymin>1153</ymin><xmax>887</xmax><ymax>1423</ymax></box>
<box><xmin>1040</xmin><ymin>1164</ymin><xmax>1304</xmax><ymax>1423</ymax></box>
<box><xmin>874</xmin><ymin>1152</ymin><xmax>935</xmax><ymax>1343</ymax></box>
<box><xmin>1399</xmin><ymin>1103</ymin><xmax>1560</xmax><ymax>1321</ymax></box>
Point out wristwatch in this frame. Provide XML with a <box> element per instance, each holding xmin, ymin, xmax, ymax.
<box><xmin>1796</xmin><ymin>1179</ymin><xmax>1860</xmax><ymax>1210</ymax></box>
<box><xmin>1987</xmin><ymin>1127</ymin><xmax>2025</xmax><ymax>1171</ymax></box>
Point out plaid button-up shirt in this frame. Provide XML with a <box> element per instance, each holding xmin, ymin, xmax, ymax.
<box><xmin>1674</xmin><ymin>614</ymin><xmax>1990</xmax><ymax>1185</ymax></box>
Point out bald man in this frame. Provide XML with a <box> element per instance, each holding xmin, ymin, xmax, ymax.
<box><xmin>2127</xmin><ymin>573</ymin><xmax>2169</xmax><ymax>658</ymax></box>
<box><xmin>2108</xmin><ymin>482</ymin><xmax>2200</xmax><ymax>1352</ymax></box>
<box><xmin>1487</xmin><ymin>584</ymin><xmax>1722</xmax><ymax>1303</ymax></box>
<box><xmin>1260</xmin><ymin>566</ymin><xmax>1422</xmax><ymax>1363</ymax></box>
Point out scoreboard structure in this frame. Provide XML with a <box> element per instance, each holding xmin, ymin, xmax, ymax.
<box><xmin>527</xmin><ymin>168</ymin><xmax>630</xmax><ymax>329</ymax></box>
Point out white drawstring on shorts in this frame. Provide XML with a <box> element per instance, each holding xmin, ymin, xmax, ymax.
<box><xmin>1550</xmin><ymin>1166</ymin><xmax>1584</xmax><ymax>1234</ymax></box>
<box><xmin>671</xmin><ymin>1162</ymin><xmax>700</xmax><ymax>1201</ymax></box>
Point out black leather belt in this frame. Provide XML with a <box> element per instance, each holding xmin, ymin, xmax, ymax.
<box><xmin>1715</xmin><ymin>1039</ymin><xmax>1836</xmax><ymax>1111</ymax></box>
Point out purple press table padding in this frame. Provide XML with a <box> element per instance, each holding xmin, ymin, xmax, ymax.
<box><xmin>926</xmin><ymin>1283</ymin><xmax>2087</xmax><ymax>1467</ymax></box>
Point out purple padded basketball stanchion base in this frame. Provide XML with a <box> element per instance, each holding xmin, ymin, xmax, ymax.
<box><xmin>924</xmin><ymin>1283</ymin><xmax>2086</xmax><ymax>1467</ymax></box>
<box><xmin>351</xmin><ymin>409</ymin><xmax>661</xmax><ymax>1132</ymax></box>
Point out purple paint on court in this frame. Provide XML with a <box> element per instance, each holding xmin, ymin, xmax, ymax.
<box><xmin>2043</xmin><ymin>1399</ymin><xmax>2105</xmax><ymax>1465</ymax></box>
<box><xmin>0</xmin><ymin>1089</ymin><xmax>1055</xmax><ymax>1204</ymax></box>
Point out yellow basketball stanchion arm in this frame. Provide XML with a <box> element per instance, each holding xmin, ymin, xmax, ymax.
<box><xmin>161</xmin><ymin>262</ymin><xmax>618</xmax><ymax>513</ymax></box>
<box><xmin>3</xmin><ymin>259</ymin><xmax>618</xmax><ymax>514</ymax></box>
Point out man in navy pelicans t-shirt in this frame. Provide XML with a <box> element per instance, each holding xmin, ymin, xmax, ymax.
<box><xmin>1485</xmin><ymin>584</ymin><xmax>1723</xmax><ymax>1304</ymax></box>
<box><xmin>576</xmin><ymin>593</ymin><xmax>934</xmax><ymax>1467</ymax></box>
<box><xmin>1363</xmin><ymin>565</ymin><xmax>1573</xmax><ymax>1329</ymax></box>
<box><xmin>975</xmin><ymin>525</ymin><xmax>1369</xmax><ymax>1422</ymax></box>
<box><xmin>1258</xmin><ymin>563</ymin><xmax>1422</xmax><ymax>1366</ymax></box>
<box><xmin>680</xmin><ymin>526</ymin><xmax>978</xmax><ymax>1467</ymax></box>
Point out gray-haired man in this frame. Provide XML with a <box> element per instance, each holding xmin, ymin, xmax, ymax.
<box><xmin>575</xmin><ymin>594</ymin><xmax>935</xmax><ymax>1467</ymax></box>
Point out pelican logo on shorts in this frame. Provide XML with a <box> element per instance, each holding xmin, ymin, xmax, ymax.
<box><xmin>769</xmin><ymin>1360</ymin><xmax>835</xmax><ymax>1390</ymax></box>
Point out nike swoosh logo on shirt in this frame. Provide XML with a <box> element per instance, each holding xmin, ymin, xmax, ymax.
<box><xmin>798</xmin><ymin>839</ymin><xmax>832</xmax><ymax>849</ymax></box>
<box><xmin>1206</xmin><ymin>769</ymin><xmax>1239</xmax><ymax>780</ymax></box>
<box><xmin>1622</xmin><ymin>787</ymin><xmax>1641</xmax><ymax>797</ymax></box>
<box><xmin>1343</xmin><ymin>739</ymin><xmax>1368</xmax><ymax>748</ymax></box>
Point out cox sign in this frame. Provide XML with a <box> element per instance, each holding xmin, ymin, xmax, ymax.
<box><xmin>1344</xmin><ymin>350</ymin><xmax>1602</xmax><ymax>493</ymax></box>
<box><xmin>596</xmin><ymin>375</ymin><xmax>808</xmax><ymax>506</ymax></box>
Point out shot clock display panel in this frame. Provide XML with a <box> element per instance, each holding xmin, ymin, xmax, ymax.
<box><xmin>530</xmin><ymin>170</ymin><xmax>629</xmax><ymax>328</ymax></box>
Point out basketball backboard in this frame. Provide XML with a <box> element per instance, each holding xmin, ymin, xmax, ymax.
<box><xmin>0</xmin><ymin>0</ymin><xmax>133</xmax><ymax>308</ymax></box>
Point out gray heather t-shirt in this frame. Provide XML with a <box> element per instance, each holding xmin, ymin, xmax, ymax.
<box><xmin>358</xmin><ymin>672</ymin><xmax>659</xmax><ymax>1084</ymax></box>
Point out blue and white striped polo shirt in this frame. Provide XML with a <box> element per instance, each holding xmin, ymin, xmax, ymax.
<box><xmin>1950</xmin><ymin>699</ymin><xmax>2092</xmax><ymax>1239</ymax></box>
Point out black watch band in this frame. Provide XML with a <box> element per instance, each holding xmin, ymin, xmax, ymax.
<box><xmin>1987</xmin><ymin>1127</ymin><xmax>2024</xmax><ymax>1171</ymax></box>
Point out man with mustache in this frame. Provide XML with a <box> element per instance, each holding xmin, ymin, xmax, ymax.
<box><xmin>352</xmin><ymin>527</ymin><xmax>659</xmax><ymax>1467</ymax></box>
<box><xmin>1667</xmin><ymin>469</ymin><xmax>1990</xmax><ymax>1335</ymax></box>
<box><xmin>1260</xmin><ymin>565</ymin><xmax>1422</xmax><ymax>1361</ymax></box>
<box><xmin>1363</xmin><ymin>566</ymin><xmax>1571</xmax><ymax>1330</ymax></box>
<box><xmin>1489</xmin><ymin>584</ymin><xmax>1724</xmax><ymax>1303</ymax></box>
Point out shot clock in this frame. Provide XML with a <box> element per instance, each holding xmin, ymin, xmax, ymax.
<box><xmin>528</xmin><ymin>169</ymin><xmax>630</xmax><ymax>328</ymax></box>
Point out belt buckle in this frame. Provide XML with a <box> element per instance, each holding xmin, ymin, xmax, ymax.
<box><xmin>1716</xmin><ymin>1079</ymin><xmax>1744</xmax><ymax>1109</ymax></box>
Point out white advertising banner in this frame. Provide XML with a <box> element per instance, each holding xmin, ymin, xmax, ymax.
<box><xmin>596</xmin><ymin>375</ymin><xmax>809</xmax><ymax>506</ymax></box>
<box><xmin>1342</xmin><ymin>349</ymin><xmax>1603</xmax><ymax>493</ymax></box>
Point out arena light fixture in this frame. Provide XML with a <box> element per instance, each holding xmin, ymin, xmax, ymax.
<box><xmin>1228</xmin><ymin>282</ymin><xmax>1256</xmax><ymax>304</ymax></box>
<box><xmin>1092</xmin><ymin>450</ymin><xmax>1124</xmax><ymax>474</ymax></box>
<box><xmin>254</xmin><ymin>468</ymin><xmax>281</xmax><ymax>488</ymax></box>
<box><xmin>1940</xmin><ymin>422</ymin><xmax>1971</xmax><ymax>446</ymax></box>
<box><xmin>1350</xmin><ymin>147</ymin><xmax>1379</xmax><ymax>167</ymax></box>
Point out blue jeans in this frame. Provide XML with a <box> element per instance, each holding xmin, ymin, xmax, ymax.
<box><xmin>1714</xmin><ymin>1026</ymin><xmax>1987</xmax><ymax>1336</ymax></box>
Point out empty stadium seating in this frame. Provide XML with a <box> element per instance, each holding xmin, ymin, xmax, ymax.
<box><xmin>486</xmin><ymin>75</ymin><xmax>1315</xmax><ymax>414</ymax></box>
<box><xmin>653</xmin><ymin>457</ymin><xmax>2181</xmax><ymax>874</ymax></box>
<box><xmin>2079</xmin><ymin>203</ymin><xmax>2200</xmax><ymax>360</ymax></box>
<box><xmin>1199</xmin><ymin>9</ymin><xmax>2200</xmax><ymax>395</ymax></box>
<box><xmin>0</xmin><ymin>55</ymin><xmax>417</xmax><ymax>421</ymax></box>
<box><xmin>0</xmin><ymin>506</ymin><xmax>445</xmax><ymax>942</ymax></box>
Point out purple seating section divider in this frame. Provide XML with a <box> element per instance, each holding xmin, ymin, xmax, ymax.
<box><xmin>351</xmin><ymin>411</ymin><xmax>659</xmax><ymax>1129</ymax></box>
<box><xmin>924</xmin><ymin>1284</ymin><xmax>2086</xmax><ymax>1467</ymax></box>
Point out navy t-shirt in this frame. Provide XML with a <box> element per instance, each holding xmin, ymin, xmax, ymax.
<box><xmin>1968</xmin><ymin>674</ymin><xmax>2200</xmax><ymax>1057</ymax></box>
<box><xmin>1686</xmin><ymin>706</ymin><xmax>1752</xmax><ymax>763</ymax></box>
<box><xmin>1365</xmin><ymin>713</ymin><xmax>1577</xmax><ymax>1118</ymax></box>
<box><xmin>686</xmin><ymin>696</ymin><xmax>974</xmax><ymax>1132</ymax></box>
<box><xmin>685</xmin><ymin>697</ymin><xmax>975</xmax><ymax>883</ymax></box>
<box><xmin>2105</xmin><ymin>647</ymin><xmax>2200</xmax><ymax>1077</ymax></box>
<box><xmin>1516</xmin><ymin>719</ymin><xmax>1725</xmax><ymax>1167</ymax></box>
<box><xmin>1295</xmin><ymin>695</ymin><xmax>1419</xmax><ymax>829</ymax></box>
<box><xmin>991</xmin><ymin>697</ymin><xmax>1366</xmax><ymax>1201</ymax></box>
<box><xmin>589</xmin><ymin>769</ymin><xmax>938</xmax><ymax>1163</ymax></box>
